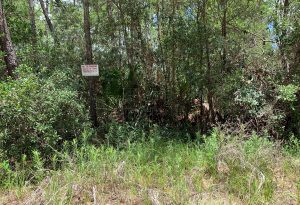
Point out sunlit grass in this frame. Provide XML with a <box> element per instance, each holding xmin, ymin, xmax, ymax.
<box><xmin>1</xmin><ymin>130</ymin><xmax>300</xmax><ymax>204</ymax></box>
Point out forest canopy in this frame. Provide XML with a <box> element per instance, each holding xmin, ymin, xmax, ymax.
<box><xmin>0</xmin><ymin>0</ymin><xmax>300</xmax><ymax>153</ymax></box>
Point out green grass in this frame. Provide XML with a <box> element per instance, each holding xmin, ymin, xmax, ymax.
<box><xmin>0</xmin><ymin>129</ymin><xmax>300</xmax><ymax>204</ymax></box>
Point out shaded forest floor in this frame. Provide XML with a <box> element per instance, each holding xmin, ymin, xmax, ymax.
<box><xmin>0</xmin><ymin>130</ymin><xmax>299</xmax><ymax>205</ymax></box>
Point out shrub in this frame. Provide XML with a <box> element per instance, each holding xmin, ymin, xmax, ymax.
<box><xmin>277</xmin><ymin>84</ymin><xmax>299</xmax><ymax>102</ymax></box>
<box><xmin>284</xmin><ymin>134</ymin><xmax>300</xmax><ymax>156</ymax></box>
<box><xmin>234</xmin><ymin>85</ymin><xmax>266</xmax><ymax>116</ymax></box>
<box><xmin>105</xmin><ymin>122</ymin><xmax>146</xmax><ymax>148</ymax></box>
<box><xmin>275</xmin><ymin>84</ymin><xmax>300</xmax><ymax>139</ymax></box>
<box><xmin>0</xmin><ymin>65</ymin><xmax>92</xmax><ymax>161</ymax></box>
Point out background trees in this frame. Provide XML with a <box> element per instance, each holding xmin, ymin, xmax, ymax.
<box><xmin>0</xmin><ymin>0</ymin><xmax>18</xmax><ymax>78</ymax></box>
<box><xmin>0</xmin><ymin>0</ymin><xmax>300</xmax><ymax>139</ymax></box>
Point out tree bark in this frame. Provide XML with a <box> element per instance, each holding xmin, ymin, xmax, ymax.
<box><xmin>107</xmin><ymin>0</ymin><xmax>115</xmax><ymax>42</ymax></box>
<box><xmin>221</xmin><ymin>0</ymin><xmax>227</xmax><ymax>72</ymax></box>
<box><xmin>83</xmin><ymin>0</ymin><xmax>93</xmax><ymax>63</ymax></box>
<box><xmin>197</xmin><ymin>0</ymin><xmax>205</xmax><ymax>132</ymax></box>
<box><xmin>28</xmin><ymin>0</ymin><xmax>37</xmax><ymax>45</ymax></box>
<box><xmin>202</xmin><ymin>0</ymin><xmax>216</xmax><ymax>124</ymax></box>
<box><xmin>171</xmin><ymin>0</ymin><xmax>176</xmax><ymax>93</ymax></box>
<box><xmin>278</xmin><ymin>0</ymin><xmax>290</xmax><ymax>74</ymax></box>
<box><xmin>83</xmin><ymin>0</ymin><xmax>98</xmax><ymax>128</ymax></box>
<box><xmin>39</xmin><ymin>0</ymin><xmax>54</xmax><ymax>34</ymax></box>
<box><xmin>28</xmin><ymin>0</ymin><xmax>37</xmax><ymax>66</ymax></box>
<box><xmin>0</xmin><ymin>0</ymin><xmax>18</xmax><ymax>78</ymax></box>
<box><xmin>156</xmin><ymin>2</ymin><xmax>165</xmax><ymax>78</ymax></box>
<box><xmin>118</xmin><ymin>2</ymin><xmax>133</xmax><ymax>69</ymax></box>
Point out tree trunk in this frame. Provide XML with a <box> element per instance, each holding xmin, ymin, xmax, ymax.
<box><xmin>137</xmin><ymin>18</ymin><xmax>147</xmax><ymax>74</ymax></box>
<box><xmin>28</xmin><ymin>0</ymin><xmax>37</xmax><ymax>66</ymax></box>
<box><xmin>83</xmin><ymin>0</ymin><xmax>93</xmax><ymax>63</ymax></box>
<box><xmin>203</xmin><ymin>0</ymin><xmax>216</xmax><ymax>124</ymax></box>
<box><xmin>39</xmin><ymin>0</ymin><xmax>54</xmax><ymax>34</ymax></box>
<box><xmin>278</xmin><ymin>0</ymin><xmax>290</xmax><ymax>74</ymax></box>
<box><xmin>156</xmin><ymin>2</ymin><xmax>165</xmax><ymax>73</ymax></box>
<box><xmin>0</xmin><ymin>0</ymin><xmax>18</xmax><ymax>78</ymax></box>
<box><xmin>197</xmin><ymin>0</ymin><xmax>205</xmax><ymax>132</ymax></box>
<box><xmin>83</xmin><ymin>0</ymin><xmax>98</xmax><ymax>127</ymax></box>
<box><xmin>106</xmin><ymin>0</ymin><xmax>115</xmax><ymax>42</ymax></box>
<box><xmin>119</xmin><ymin>2</ymin><xmax>133</xmax><ymax>68</ymax></box>
<box><xmin>221</xmin><ymin>0</ymin><xmax>227</xmax><ymax>72</ymax></box>
<box><xmin>171</xmin><ymin>0</ymin><xmax>176</xmax><ymax>93</ymax></box>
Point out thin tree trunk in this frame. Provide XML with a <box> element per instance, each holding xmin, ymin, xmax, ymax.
<box><xmin>107</xmin><ymin>0</ymin><xmax>115</xmax><ymax>42</ymax></box>
<box><xmin>39</xmin><ymin>0</ymin><xmax>54</xmax><ymax>34</ymax></box>
<box><xmin>137</xmin><ymin>18</ymin><xmax>147</xmax><ymax>76</ymax></box>
<box><xmin>119</xmin><ymin>2</ymin><xmax>133</xmax><ymax>68</ymax></box>
<box><xmin>221</xmin><ymin>0</ymin><xmax>227</xmax><ymax>72</ymax></box>
<box><xmin>156</xmin><ymin>1</ymin><xmax>166</xmax><ymax>88</ymax></box>
<box><xmin>171</xmin><ymin>0</ymin><xmax>176</xmax><ymax>93</ymax></box>
<box><xmin>129</xmin><ymin>7</ymin><xmax>138</xmax><ymax>68</ymax></box>
<box><xmin>167</xmin><ymin>0</ymin><xmax>177</xmax><ymax>117</ymax></box>
<box><xmin>279</xmin><ymin>0</ymin><xmax>290</xmax><ymax>74</ymax></box>
<box><xmin>203</xmin><ymin>0</ymin><xmax>216</xmax><ymax>124</ymax></box>
<box><xmin>83</xmin><ymin>0</ymin><xmax>93</xmax><ymax>63</ymax></box>
<box><xmin>197</xmin><ymin>0</ymin><xmax>205</xmax><ymax>132</ymax></box>
<box><xmin>83</xmin><ymin>0</ymin><xmax>98</xmax><ymax>127</ymax></box>
<box><xmin>0</xmin><ymin>0</ymin><xmax>18</xmax><ymax>78</ymax></box>
<box><xmin>28</xmin><ymin>0</ymin><xmax>37</xmax><ymax>65</ymax></box>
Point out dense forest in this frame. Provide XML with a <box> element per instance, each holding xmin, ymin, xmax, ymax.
<box><xmin>0</xmin><ymin>0</ymin><xmax>300</xmax><ymax>204</ymax></box>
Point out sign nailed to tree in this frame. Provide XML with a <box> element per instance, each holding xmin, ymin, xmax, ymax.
<box><xmin>81</xmin><ymin>64</ymin><xmax>99</xmax><ymax>76</ymax></box>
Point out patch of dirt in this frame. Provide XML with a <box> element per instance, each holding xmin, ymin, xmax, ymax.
<box><xmin>272</xmin><ymin>159</ymin><xmax>299</xmax><ymax>205</ymax></box>
<box><xmin>189</xmin><ymin>192</ymin><xmax>243</xmax><ymax>205</ymax></box>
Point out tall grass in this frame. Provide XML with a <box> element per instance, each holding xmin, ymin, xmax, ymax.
<box><xmin>0</xmin><ymin>127</ymin><xmax>300</xmax><ymax>204</ymax></box>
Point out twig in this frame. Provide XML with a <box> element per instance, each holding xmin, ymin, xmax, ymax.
<box><xmin>93</xmin><ymin>186</ymin><xmax>97</xmax><ymax>205</ymax></box>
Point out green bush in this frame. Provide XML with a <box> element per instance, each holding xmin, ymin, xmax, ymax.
<box><xmin>0</xmin><ymin>65</ymin><xmax>92</xmax><ymax>161</ymax></box>
<box><xmin>277</xmin><ymin>84</ymin><xmax>299</xmax><ymax>102</ymax></box>
<box><xmin>105</xmin><ymin>122</ymin><xmax>146</xmax><ymax>148</ymax></box>
<box><xmin>234</xmin><ymin>85</ymin><xmax>266</xmax><ymax>116</ymax></box>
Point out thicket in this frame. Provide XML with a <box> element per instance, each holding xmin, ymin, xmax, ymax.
<box><xmin>0</xmin><ymin>66</ymin><xmax>92</xmax><ymax>161</ymax></box>
<box><xmin>0</xmin><ymin>0</ymin><xmax>299</xmax><ymax>135</ymax></box>
<box><xmin>0</xmin><ymin>0</ymin><xmax>300</xmax><ymax>202</ymax></box>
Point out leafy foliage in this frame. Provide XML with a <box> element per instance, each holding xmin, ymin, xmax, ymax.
<box><xmin>277</xmin><ymin>84</ymin><xmax>299</xmax><ymax>102</ymax></box>
<box><xmin>0</xmin><ymin>66</ymin><xmax>92</xmax><ymax>161</ymax></box>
